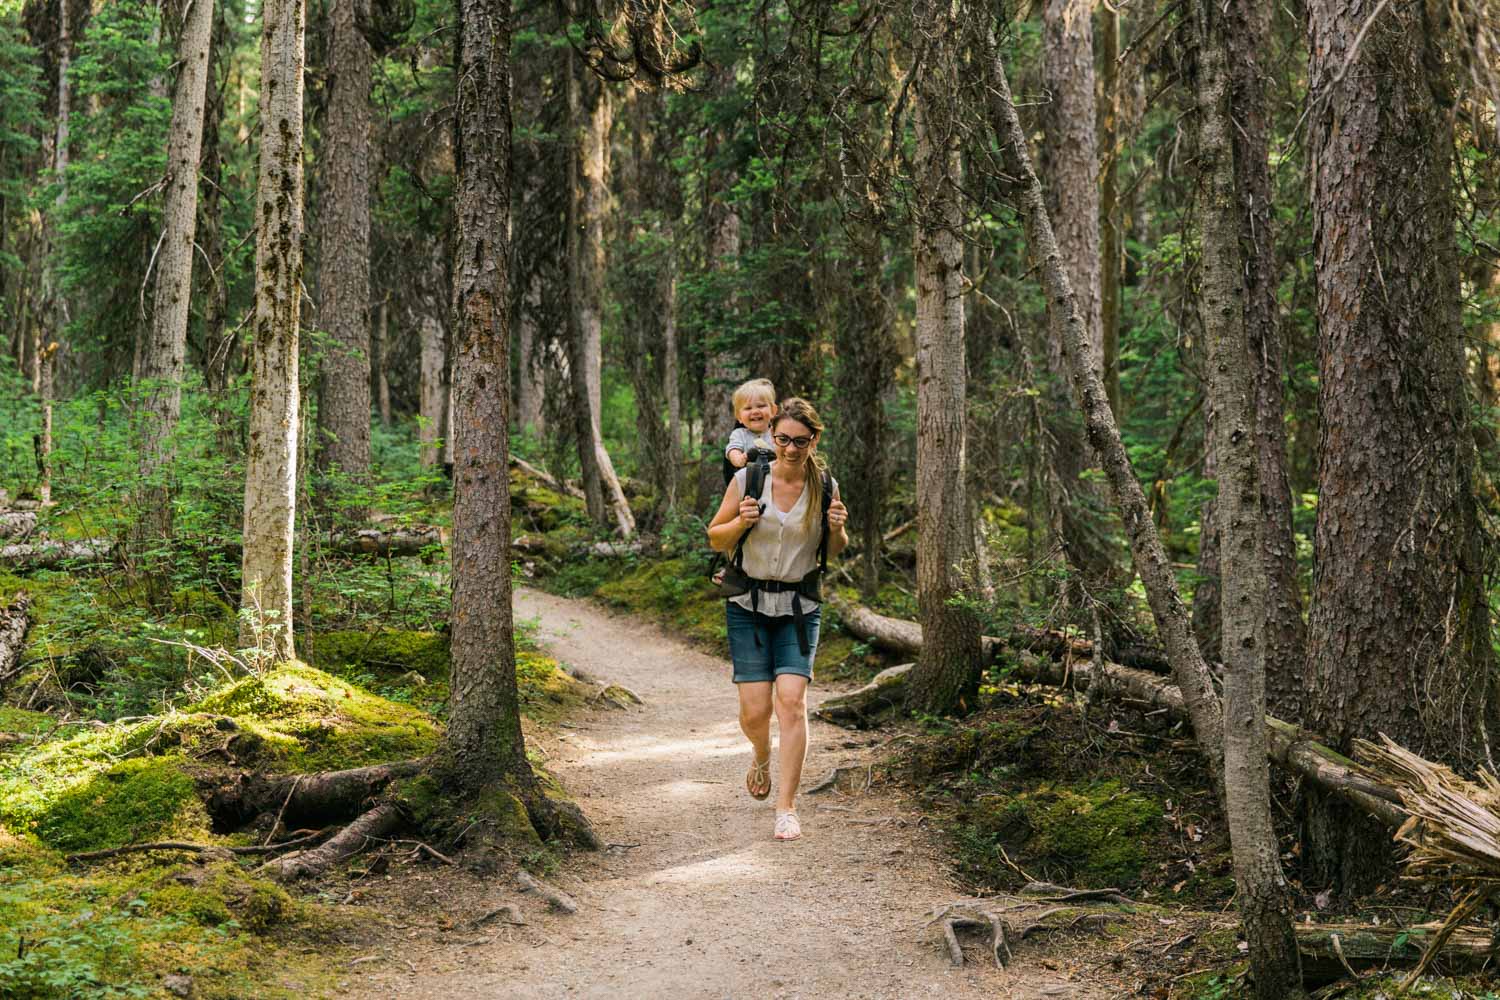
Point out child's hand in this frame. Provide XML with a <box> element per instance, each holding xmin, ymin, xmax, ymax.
<box><xmin>828</xmin><ymin>498</ymin><xmax>848</xmax><ymax>530</ymax></box>
<box><xmin>738</xmin><ymin>496</ymin><xmax>761</xmax><ymax>523</ymax></box>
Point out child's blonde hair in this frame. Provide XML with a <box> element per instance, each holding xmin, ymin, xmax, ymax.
<box><xmin>731</xmin><ymin>378</ymin><xmax>777</xmax><ymax>415</ymax></box>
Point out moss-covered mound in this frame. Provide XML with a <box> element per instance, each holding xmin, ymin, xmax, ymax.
<box><xmin>904</xmin><ymin>700</ymin><xmax>1231</xmax><ymax>899</ymax></box>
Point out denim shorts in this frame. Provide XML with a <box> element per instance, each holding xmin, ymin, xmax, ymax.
<box><xmin>726</xmin><ymin>601</ymin><xmax>820</xmax><ymax>684</ymax></box>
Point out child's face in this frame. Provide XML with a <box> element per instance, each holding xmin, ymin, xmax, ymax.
<box><xmin>738</xmin><ymin>396</ymin><xmax>775</xmax><ymax>432</ymax></box>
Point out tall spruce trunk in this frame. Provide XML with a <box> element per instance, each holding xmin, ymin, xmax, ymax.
<box><xmin>313</xmin><ymin>0</ymin><xmax>373</xmax><ymax>486</ymax></box>
<box><xmin>418</xmin><ymin>306</ymin><xmax>446</xmax><ymax>470</ymax></box>
<box><xmin>976</xmin><ymin>15</ymin><xmax>1227</xmax><ymax>778</ymax></box>
<box><xmin>564</xmin><ymin>53</ymin><xmax>633</xmax><ymax>537</ymax></box>
<box><xmin>515</xmin><ymin>273</ymin><xmax>545</xmax><ymax>434</ymax></box>
<box><xmin>1303</xmin><ymin>0</ymin><xmax>1498</xmax><ymax>892</ymax></box>
<box><xmin>696</xmin><ymin>111</ymin><xmax>741</xmax><ymax>511</ymax></box>
<box><xmin>135</xmin><ymin>0</ymin><xmax>214</xmax><ymax>542</ymax></box>
<box><xmin>1098</xmin><ymin>3</ymin><xmax>1123</xmax><ymax>418</ymax></box>
<box><xmin>1195</xmin><ymin>1</ymin><xmax>1304</xmax><ymax>991</ymax></box>
<box><xmin>374</xmin><ymin>296</ymin><xmax>391</xmax><ymax>427</ymax></box>
<box><xmin>904</xmin><ymin>0</ymin><xmax>983</xmax><ymax>715</ymax></box>
<box><xmin>1036</xmin><ymin>0</ymin><xmax>1119</xmax><ymax>600</ymax></box>
<box><xmin>241</xmin><ymin>0</ymin><xmax>307</xmax><ymax>659</ymax></box>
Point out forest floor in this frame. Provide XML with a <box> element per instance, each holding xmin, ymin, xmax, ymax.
<box><xmin>346</xmin><ymin>588</ymin><xmax>1136</xmax><ymax>999</ymax></box>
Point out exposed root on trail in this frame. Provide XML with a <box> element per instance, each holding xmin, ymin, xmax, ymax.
<box><xmin>924</xmin><ymin>888</ymin><xmax>1127</xmax><ymax>968</ymax></box>
<box><xmin>517</xmin><ymin>869</ymin><xmax>579</xmax><ymax>913</ymax></box>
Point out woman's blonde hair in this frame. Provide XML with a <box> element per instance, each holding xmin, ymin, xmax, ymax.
<box><xmin>731</xmin><ymin>378</ymin><xmax>777</xmax><ymax>415</ymax></box>
<box><xmin>773</xmin><ymin>398</ymin><xmax>828</xmax><ymax>528</ymax></box>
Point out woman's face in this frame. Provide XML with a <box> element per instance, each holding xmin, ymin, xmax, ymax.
<box><xmin>771</xmin><ymin>418</ymin><xmax>817</xmax><ymax>467</ymax></box>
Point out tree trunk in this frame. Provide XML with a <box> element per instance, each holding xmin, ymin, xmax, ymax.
<box><xmin>904</xmin><ymin>0</ymin><xmax>983</xmax><ymax>716</ymax></box>
<box><xmin>1304</xmin><ymin>0</ymin><xmax>1498</xmax><ymax>892</ymax></box>
<box><xmin>374</xmin><ymin>296</ymin><xmax>391</xmax><ymax>427</ymax></box>
<box><xmin>418</xmin><ymin>255</ymin><xmax>447</xmax><ymax>470</ymax></box>
<box><xmin>313</xmin><ymin>0</ymin><xmax>372</xmax><ymax>487</ymax></box>
<box><xmin>135</xmin><ymin>0</ymin><xmax>214</xmax><ymax>542</ymax></box>
<box><xmin>241</xmin><ymin>0</ymin><xmax>307</xmax><ymax>660</ymax></box>
<box><xmin>696</xmin><ymin>104</ymin><xmax>741</xmax><ymax>512</ymax></box>
<box><xmin>515</xmin><ymin>273</ymin><xmax>544</xmax><ymax>434</ymax></box>
<box><xmin>1195</xmin><ymin>0</ymin><xmax>1304</xmax><ymax>990</ymax></box>
<box><xmin>564</xmin><ymin>52</ymin><xmax>632</xmax><ymax>537</ymax></box>
<box><xmin>1228</xmin><ymin>0</ymin><xmax>1305</xmax><ymax>719</ymax></box>
<box><xmin>441</xmin><ymin>0</ymin><xmax>592</xmax><ymax>850</ymax></box>
<box><xmin>1034</xmin><ymin>0</ymin><xmax>1121</xmax><ymax>602</ymax></box>
<box><xmin>199</xmin><ymin>0</ymin><xmax>236</xmax><ymax>452</ymax></box>
<box><xmin>975</xmin><ymin>15</ymin><xmax>1226</xmax><ymax>778</ymax></box>
<box><xmin>1098</xmin><ymin>3</ymin><xmax>1123</xmax><ymax>419</ymax></box>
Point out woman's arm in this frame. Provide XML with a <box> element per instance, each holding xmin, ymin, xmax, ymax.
<box><xmin>707</xmin><ymin>480</ymin><xmax>760</xmax><ymax>554</ymax></box>
<box><xmin>827</xmin><ymin>485</ymin><xmax>849</xmax><ymax>559</ymax></box>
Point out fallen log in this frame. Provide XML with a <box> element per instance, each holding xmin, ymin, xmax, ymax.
<box><xmin>0</xmin><ymin>511</ymin><xmax>37</xmax><ymax>540</ymax></box>
<box><xmin>509</xmin><ymin>455</ymin><xmax>586</xmax><ymax>500</ymax></box>
<box><xmin>1293</xmin><ymin>921</ymin><xmax>1496</xmax><ymax>982</ymax></box>
<box><xmin>2</xmin><ymin>539</ymin><xmax>116</xmax><ymax>571</ymax></box>
<box><xmin>823</xmin><ymin>602</ymin><xmax>1408</xmax><ymax>828</ymax></box>
<box><xmin>323</xmin><ymin>527</ymin><xmax>443</xmax><ymax>558</ymax></box>
<box><xmin>0</xmin><ymin>593</ymin><xmax>31</xmax><ymax>684</ymax></box>
<box><xmin>205</xmin><ymin>758</ymin><xmax>426</xmax><ymax>829</ymax></box>
<box><xmin>829</xmin><ymin>596</ymin><xmax>1168</xmax><ymax>674</ymax></box>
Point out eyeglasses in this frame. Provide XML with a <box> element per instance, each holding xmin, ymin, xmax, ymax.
<box><xmin>772</xmin><ymin>433</ymin><xmax>814</xmax><ymax>449</ymax></box>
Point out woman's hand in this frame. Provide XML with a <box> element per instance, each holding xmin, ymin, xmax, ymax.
<box><xmin>738</xmin><ymin>495</ymin><xmax>761</xmax><ymax>524</ymax></box>
<box><xmin>828</xmin><ymin>498</ymin><xmax>847</xmax><ymax>529</ymax></box>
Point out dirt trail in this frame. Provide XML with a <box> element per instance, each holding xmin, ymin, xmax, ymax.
<box><xmin>357</xmin><ymin>589</ymin><xmax>1106</xmax><ymax>999</ymax></box>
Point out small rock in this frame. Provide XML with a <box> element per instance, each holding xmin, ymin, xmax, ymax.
<box><xmin>597</xmin><ymin>684</ymin><xmax>644</xmax><ymax>710</ymax></box>
<box><xmin>164</xmin><ymin>973</ymin><xmax>194</xmax><ymax>997</ymax></box>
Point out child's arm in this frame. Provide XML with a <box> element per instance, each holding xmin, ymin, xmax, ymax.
<box><xmin>725</xmin><ymin>427</ymin><xmax>755</xmax><ymax>468</ymax></box>
<box><xmin>727</xmin><ymin>448</ymin><xmax>748</xmax><ymax>469</ymax></box>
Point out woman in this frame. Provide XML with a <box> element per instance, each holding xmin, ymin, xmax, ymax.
<box><xmin>707</xmin><ymin>398</ymin><xmax>849</xmax><ymax>841</ymax></box>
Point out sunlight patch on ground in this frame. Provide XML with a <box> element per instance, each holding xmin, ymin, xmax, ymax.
<box><xmin>583</xmin><ymin>730</ymin><xmax>744</xmax><ymax>766</ymax></box>
<box><xmin>650</xmin><ymin>846</ymin><xmax>777</xmax><ymax>886</ymax></box>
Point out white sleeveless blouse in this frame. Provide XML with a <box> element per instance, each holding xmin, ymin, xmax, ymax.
<box><xmin>728</xmin><ymin>464</ymin><xmax>836</xmax><ymax>617</ymax></box>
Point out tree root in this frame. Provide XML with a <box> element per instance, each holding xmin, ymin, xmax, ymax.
<box><xmin>924</xmin><ymin>894</ymin><xmax>1126</xmax><ymax>968</ymax></box>
<box><xmin>205</xmin><ymin>758</ymin><xmax>426</xmax><ymax>829</ymax></box>
<box><xmin>271</xmin><ymin>803</ymin><xmax>403</xmax><ymax>880</ymax></box>
<box><xmin>516</xmin><ymin>869</ymin><xmax>578</xmax><ymax>913</ymax></box>
<box><xmin>66</xmin><ymin>829</ymin><xmax>332</xmax><ymax>864</ymax></box>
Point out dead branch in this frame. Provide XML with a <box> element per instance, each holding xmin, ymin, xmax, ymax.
<box><xmin>510</xmin><ymin>455</ymin><xmax>586</xmax><ymax>500</ymax></box>
<box><xmin>66</xmin><ymin>828</ymin><xmax>330</xmax><ymax>863</ymax></box>
<box><xmin>516</xmin><ymin>869</ymin><xmax>579</xmax><ymax>913</ymax></box>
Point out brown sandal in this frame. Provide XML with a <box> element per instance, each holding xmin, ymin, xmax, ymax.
<box><xmin>746</xmin><ymin>755</ymin><xmax>772</xmax><ymax>800</ymax></box>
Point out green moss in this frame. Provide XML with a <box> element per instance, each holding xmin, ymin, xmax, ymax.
<box><xmin>474</xmin><ymin>786</ymin><xmax>542</xmax><ymax>847</ymax></box>
<box><xmin>962</xmin><ymin>779</ymin><xmax>1162</xmax><ymax>888</ymax></box>
<box><xmin>305</xmin><ymin>629</ymin><xmax>450</xmax><ymax>681</ymax></box>
<box><xmin>595</xmin><ymin>557</ymin><xmax>727</xmax><ymax>651</ymax></box>
<box><xmin>0</xmin><ymin>707</ymin><xmax>56</xmax><ymax>737</ymax></box>
<box><xmin>32</xmin><ymin>755</ymin><xmax>205</xmax><ymax>853</ymax></box>
<box><xmin>516</xmin><ymin>651</ymin><xmax>591</xmax><ymax>723</ymax></box>
<box><xmin>187</xmin><ymin>662</ymin><xmax>441</xmax><ymax>771</ymax></box>
<box><xmin>0</xmin><ymin>838</ymin><xmax>341</xmax><ymax>999</ymax></box>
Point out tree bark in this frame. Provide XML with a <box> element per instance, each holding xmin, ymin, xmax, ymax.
<box><xmin>696</xmin><ymin>100</ymin><xmax>742</xmax><ymax>511</ymax></box>
<box><xmin>1098</xmin><ymin>3</ymin><xmax>1123</xmax><ymax>419</ymax></box>
<box><xmin>0</xmin><ymin>593</ymin><xmax>31</xmax><ymax>683</ymax></box>
<box><xmin>975</xmin><ymin>16</ymin><xmax>1226</xmax><ymax>778</ymax></box>
<box><xmin>313</xmin><ymin>0</ymin><xmax>373</xmax><ymax>487</ymax></box>
<box><xmin>515</xmin><ymin>273</ymin><xmax>545</xmax><ymax>434</ymax></box>
<box><xmin>1195</xmin><ymin>0</ymin><xmax>1304</xmax><ymax>989</ymax></box>
<box><xmin>417</xmin><ymin>256</ymin><xmax>447</xmax><ymax>470</ymax></box>
<box><xmin>374</xmin><ymin>296</ymin><xmax>391</xmax><ymax>427</ymax></box>
<box><xmin>439</xmin><ymin>0</ymin><xmax>543</xmax><ymax>831</ymax></box>
<box><xmin>904</xmin><ymin>0</ymin><xmax>983</xmax><ymax>716</ymax></box>
<box><xmin>1227</xmin><ymin>0</ymin><xmax>1304</xmax><ymax>718</ymax></box>
<box><xmin>241</xmin><ymin>0</ymin><xmax>307</xmax><ymax>660</ymax></box>
<box><xmin>564</xmin><ymin>51</ymin><xmax>633</xmax><ymax>537</ymax></box>
<box><xmin>135</xmin><ymin>0</ymin><xmax>214</xmax><ymax>542</ymax></box>
<box><xmin>1304</xmin><ymin>0</ymin><xmax>1498</xmax><ymax>891</ymax></box>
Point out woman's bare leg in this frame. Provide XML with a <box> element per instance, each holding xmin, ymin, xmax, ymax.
<box><xmin>738</xmin><ymin>681</ymin><xmax>774</xmax><ymax>797</ymax></box>
<box><xmin>772</xmin><ymin>674</ymin><xmax>809</xmax><ymax>813</ymax></box>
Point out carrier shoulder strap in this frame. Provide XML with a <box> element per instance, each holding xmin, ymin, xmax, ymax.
<box><xmin>730</xmin><ymin>461</ymin><xmax>768</xmax><ymax>569</ymax></box>
<box><xmin>816</xmin><ymin>469</ymin><xmax>833</xmax><ymax>573</ymax></box>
